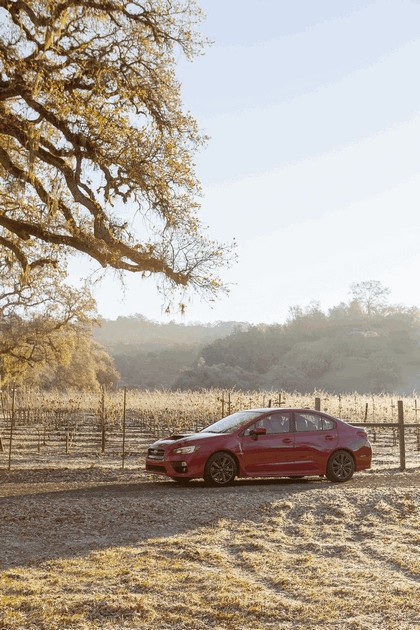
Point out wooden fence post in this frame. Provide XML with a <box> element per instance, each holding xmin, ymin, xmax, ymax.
<box><xmin>101</xmin><ymin>385</ymin><xmax>106</xmax><ymax>453</ymax></box>
<box><xmin>227</xmin><ymin>391</ymin><xmax>231</xmax><ymax>415</ymax></box>
<box><xmin>121</xmin><ymin>387</ymin><xmax>127</xmax><ymax>469</ymax></box>
<box><xmin>221</xmin><ymin>393</ymin><xmax>225</xmax><ymax>417</ymax></box>
<box><xmin>397</xmin><ymin>400</ymin><xmax>406</xmax><ymax>472</ymax></box>
<box><xmin>7</xmin><ymin>386</ymin><xmax>15</xmax><ymax>471</ymax></box>
<box><xmin>314</xmin><ymin>397</ymin><xmax>321</xmax><ymax>411</ymax></box>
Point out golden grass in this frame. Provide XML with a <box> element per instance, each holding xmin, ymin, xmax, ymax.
<box><xmin>1</xmin><ymin>485</ymin><xmax>418</xmax><ymax>629</ymax></box>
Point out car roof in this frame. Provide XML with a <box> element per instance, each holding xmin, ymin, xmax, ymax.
<box><xmin>241</xmin><ymin>408</ymin><xmax>340</xmax><ymax>420</ymax></box>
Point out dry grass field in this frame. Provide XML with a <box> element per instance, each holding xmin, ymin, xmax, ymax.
<box><xmin>0</xmin><ymin>469</ymin><xmax>419</xmax><ymax>629</ymax></box>
<box><xmin>0</xmin><ymin>389</ymin><xmax>419</xmax><ymax>629</ymax></box>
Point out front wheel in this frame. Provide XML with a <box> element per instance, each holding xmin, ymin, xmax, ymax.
<box><xmin>326</xmin><ymin>450</ymin><xmax>355</xmax><ymax>482</ymax></box>
<box><xmin>204</xmin><ymin>452</ymin><xmax>237</xmax><ymax>486</ymax></box>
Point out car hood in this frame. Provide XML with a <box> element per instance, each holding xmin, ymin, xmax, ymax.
<box><xmin>150</xmin><ymin>432</ymin><xmax>222</xmax><ymax>448</ymax></box>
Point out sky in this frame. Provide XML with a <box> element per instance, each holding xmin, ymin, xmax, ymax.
<box><xmin>74</xmin><ymin>0</ymin><xmax>420</xmax><ymax>324</ymax></box>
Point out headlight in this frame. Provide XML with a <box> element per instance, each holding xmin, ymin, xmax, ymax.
<box><xmin>172</xmin><ymin>445</ymin><xmax>199</xmax><ymax>454</ymax></box>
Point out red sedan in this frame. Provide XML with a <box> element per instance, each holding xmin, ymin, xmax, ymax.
<box><xmin>145</xmin><ymin>408</ymin><xmax>372</xmax><ymax>486</ymax></box>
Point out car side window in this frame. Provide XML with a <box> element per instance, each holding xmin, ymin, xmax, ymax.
<box><xmin>244</xmin><ymin>413</ymin><xmax>290</xmax><ymax>435</ymax></box>
<box><xmin>323</xmin><ymin>417</ymin><xmax>335</xmax><ymax>430</ymax></box>
<box><xmin>295</xmin><ymin>413</ymin><xmax>336</xmax><ymax>432</ymax></box>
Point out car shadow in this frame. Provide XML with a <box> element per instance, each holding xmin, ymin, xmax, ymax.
<box><xmin>1</xmin><ymin>470</ymin><xmax>415</xmax><ymax>570</ymax></box>
<box><xmin>0</xmin><ymin>474</ymin><xmax>328</xmax><ymax>570</ymax></box>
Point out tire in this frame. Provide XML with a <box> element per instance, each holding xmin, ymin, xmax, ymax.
<box><xmin>326</xmin><ymin>450</ymin><xmax>355</xmax><ymax>482</ymax></box>
<box><xmin>170</xmin><ymin>477</ymin><xmax>191</xmax><ymax>484</ymax></box>
<box><xmin>204</xmin><ymin>452</ymin><xmax>237</xmax><ymax>487</ymax></box>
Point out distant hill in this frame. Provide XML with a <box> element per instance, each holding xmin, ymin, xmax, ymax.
<box><xmin>94</xmin><ymin>315</ymin><xmax>246</xmax><ymax>351</ymax></box>
<box><xmin>174</xmin><ymin>303</ymin><xmax>420</xmax><ymax>394</ymax></box>
<box><xmin>93</xmin><ymin>302</ymin><xmax>420</xmax><ymax>394</ymax></box>
<box><xmin>93</xmin><ymin>315</ymin><xmax>248</xmax><ymax>388</ymax></box>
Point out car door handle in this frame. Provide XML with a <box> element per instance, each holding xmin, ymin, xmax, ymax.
<box><xmin>282</xmin><ymin>438</ymin><xmax>293</xmax><ymax>444</ymax></box>
<box><xmin>325</xmin><ymin>435</ymin><xmax>335</xmax><ymax>441</ymax></box>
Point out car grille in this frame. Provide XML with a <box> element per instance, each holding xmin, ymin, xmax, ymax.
<box><xmin>147</xmin><ymin>447</ymin><xmax>165</xmax><ymax>461</ymax></box>
<box><xmin>146</xmin><ymin>463</ymin><xmax>166</xmax><ymax>473</ymax></box>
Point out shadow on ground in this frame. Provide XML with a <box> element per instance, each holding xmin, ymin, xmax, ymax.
<box><xmin>0</xmin><ymin>469</ymin><xmax>418</xmax><ymax>570</ymax></box>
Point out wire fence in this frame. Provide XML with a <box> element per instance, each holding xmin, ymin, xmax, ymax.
<box><xmin>0</xmin><ymin>388</ymin><xmax>419</xmax><ymax>472</ymax></box>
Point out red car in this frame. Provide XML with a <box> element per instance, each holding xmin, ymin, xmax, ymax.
<box><xmin>145</xmin><ymin>408</ymin><xmax>372</xmax><ymax>486</ymax></box>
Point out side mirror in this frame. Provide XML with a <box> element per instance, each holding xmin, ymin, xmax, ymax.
<box><xmin>250</xmin><ymin>427</ymin><xmax>266</xmax><ymax>440</ymax></box>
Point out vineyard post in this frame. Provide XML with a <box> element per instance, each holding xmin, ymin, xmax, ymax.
<box><xmin>228</xmin><ymin>391</ymin><xmax>231</xmax><ymax>415</ymax></box>
<box><xmin>0</xmin><ymin>414</ymin><xmax>3</xmax><ymax>452</ymax></box>
<box><xmin>397</xmin><ymin>400</ymin><xmax>406</xmax><ymax>471</ymax></box>
<box><xmin>221</xmin><ymin>393</ymin><xmax>225</xmax><ymax>417</ymax></box>
<box><xmin>101</xmin><ymin>385</ymin><xmax>106</xmax><ymax>453</ymax></box>
<box><xmin>121</xmin><ymin>387</ymin><xmax>127</xmax><ymax>470</ymax></box>
<box><xmin>0</xmin><ymin>378</ymin><xmax>2</xmax><ymax>452</ymax></box>
<box><xmin>364</xmin><ymin>403</ymin><xmax>368</xmax><ymax>420</ymax></box>
<box><xmin>7</xmin><ymin>386</ymin><xmax>15</xmax><ymax>471</ymax></box>
<box><xmin>315</xmin><ymin>397</ymin><xmax>321</xmax><ymax>411</ymax></box>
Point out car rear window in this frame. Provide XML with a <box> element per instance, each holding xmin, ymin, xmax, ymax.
<box><xmin>295</xmin><ymin>413</ymin><xmax>336</xmax><ymax>431</ymax></box>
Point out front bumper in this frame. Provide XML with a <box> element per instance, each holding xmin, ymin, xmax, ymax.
<box><xmin>145</xmin><ymin>452</ymin><xmax>203</xmax><ymax>478</ymax></box>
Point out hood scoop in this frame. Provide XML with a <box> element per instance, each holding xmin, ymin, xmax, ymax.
<box><xmin>169</xmin><ymin>433</ymin><xmax>195</xmax><ymax>440</ymax></box>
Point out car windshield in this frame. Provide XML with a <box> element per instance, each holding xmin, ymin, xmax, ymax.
<box><xmin>201</xmin><ymin>411</ymin><xmax>262</xmax><ymax>434</ymax></box>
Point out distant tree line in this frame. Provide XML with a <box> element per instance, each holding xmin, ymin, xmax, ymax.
<box><xmin>96</xmin><ymin>317</ymin><xmax>246</xmax><ymax>390</ymax></box>
<box><xmin>2</xmin><ymin>281</ymin><xmax>419</xmax><ymax>393</ymax></box>
<box><xmin>174</xmin><ymin>282</ymin><xmax>420</xmax><ymax>394</ymax></box>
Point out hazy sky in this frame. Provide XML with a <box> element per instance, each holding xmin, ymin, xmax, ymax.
<box><xmin>75</xmin><ymin>0</ymin><xmax>420</xmax><ymax>323</ymax></box>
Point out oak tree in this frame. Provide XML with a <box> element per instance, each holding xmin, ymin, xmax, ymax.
<box><xmin>0</xmin><ymin>251</ymin><xmax>97</xmax><ymax>384</ymax></box>
<box><xmin>350</xmin><ymin>280</ymin><xmax>391</xmax><ymax>317</ymax></box>
<box><xmin>0</xmin><ymin>0</ymin><xmax>230</xmax><ymax>300</ymax></box>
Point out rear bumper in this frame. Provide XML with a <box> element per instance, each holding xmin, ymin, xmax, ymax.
<box><xmin>354</xmin><ymin>445</ymin><xmax>372</xmax><ymax>471</ymax></box>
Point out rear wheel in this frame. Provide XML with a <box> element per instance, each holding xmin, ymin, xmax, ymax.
<box><xmin>326</xmin><ymin>450</ymin><xmax>355</xmax><ymax>482</ymax></box>
<box><xmin>204</xmin><ymin>452</ymin><xmax>237</xmax><ymax>486</ymax></box>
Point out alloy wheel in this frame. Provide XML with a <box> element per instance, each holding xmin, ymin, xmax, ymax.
<box><xmin>327</xmin><ymin>450</ymin><xmax>355</xmax><ymax>482</ymax></box>
<box><xmin>205</xmin><ymin>452</ymin><xmax>236</xmax><ymax>486</ymax></box>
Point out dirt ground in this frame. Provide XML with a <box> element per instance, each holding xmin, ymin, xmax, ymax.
<box><xmin>0</xmin><ymin>456</ymin><xmax>419</xmax><ymax>629</ymax></box>
<box><xmin>0</xmin><ymin>464</ymin><xmax>418</xmax><ymax>569</ymax></box>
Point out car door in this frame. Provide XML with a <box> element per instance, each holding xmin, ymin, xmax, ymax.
<box><xmin>292</xmin><ymin>412</ymin><xmax>338</xmax><ymax>473</ymax></box>
<box><xmin>240</xmin><ymin>412</ymin><xmax>295</xmax><ymax>475</ymax></box>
